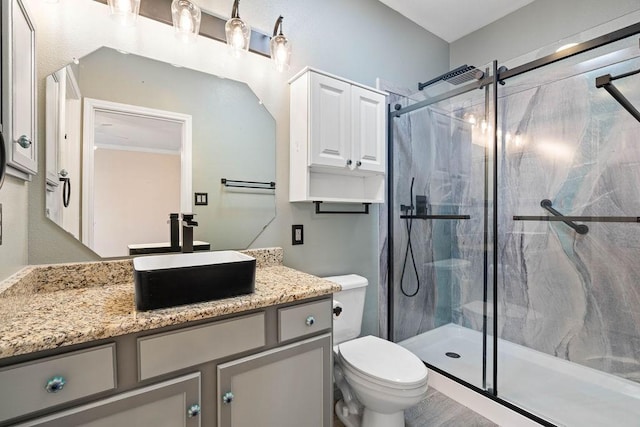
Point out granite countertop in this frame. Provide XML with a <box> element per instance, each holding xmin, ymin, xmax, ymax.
<box><xmin>0</xmin><ymin>248</ymin><xmax>340</xmax><ymax>360</ymax></box>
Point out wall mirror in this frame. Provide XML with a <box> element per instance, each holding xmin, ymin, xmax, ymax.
<box><xmin>45</xmin><ymin>47</ymin><xmax>276</xmax><ymax>258</ymax></box>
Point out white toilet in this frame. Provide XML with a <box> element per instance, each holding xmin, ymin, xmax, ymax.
<box><xmin>326</xmin><ymin>274</ymin><xmax>429</xmax><ymax>427</ymax></box>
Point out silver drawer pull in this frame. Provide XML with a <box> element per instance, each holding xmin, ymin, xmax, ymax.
<box><xmin>222</xmin><ymin>391</ymin><xmax>234</xmax><ymax>404</ymax></box>
<box><xmin>45</xmin><ymin>376</ymin><xmax>66</xmax><ymax>393</ymax></box>
<box><xmin>187</xmin><ymin>403</ymin><xmax>201</xmax><ymax>417</ymax></box>
<box><xmin>305</xmin><ymin>316</ymin><xmax>316</xmax><ymax>326</ymax></box>
<box><xmin>16</xmin><ymin>135</ymin><xmax>32</xmax><ymax>149</ymax></box>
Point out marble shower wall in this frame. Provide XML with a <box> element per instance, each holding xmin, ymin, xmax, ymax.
<box><xmin>379</xmin><ymin>81</ymin><xmax>490</xmax><ymax>343</ymax></box>
<box><xmin>381</xmin><ymin>51</ymin><xmax>640</xmax><ymax>383</ymax></box>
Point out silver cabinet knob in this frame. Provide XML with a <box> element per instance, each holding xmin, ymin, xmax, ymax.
<box><xmin>305</xmin><ymin>316</ymin><xmax>316</xmax><ymax>326</ymax></box>
<box><xmin>187</xmin><ymin>403</ymin><xmax>201</xmax><ymax>418</ymax></box>
<box><xmin>346</xmin><ymin>159</ymin><xmax>352</xmax><ymax>166</ymax></box>
<box><xmin>222</xmin><ymin>391</ymin><xmax>234</xmax><ymax>404</ymax></box>
<box><xmin>356</xmin><ymin>160</ymin><xmax>362</xmax><ymax>167</ymax></box>
<box><xmin>45</xmin><ymin>376</ymin><xmax>66</xmax><ymax>393</ymax></box>
<box><xmin>17</xmin><ymin>135</ymin><xmax>32</xmax><ymax>149</ymax></box>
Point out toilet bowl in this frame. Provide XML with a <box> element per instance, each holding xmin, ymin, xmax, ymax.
<box><xmin>325</xmin><ymin>275</ymin><xmax>429</xmax><ymax>427</ymax></box>
<box><xmin>336</xmin><ymin>335</ymin><xmax>428</xmax><ymax>427</ymax></box>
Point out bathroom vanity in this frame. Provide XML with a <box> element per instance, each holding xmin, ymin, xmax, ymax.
<box><xmin>0</xmin><ymin>248</ymin><xmax>339</xmax><ymax>427</ymax></box>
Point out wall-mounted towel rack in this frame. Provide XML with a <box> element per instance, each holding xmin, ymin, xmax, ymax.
<box><xmin>220</xmin><ymin>178</ymin><xmax>276</xmax><ymax>190</ymax></box>
<box><xmin>314</xmin><ymin>201</ymin><xmax>370</xmax><ymax>215</ymax></box>
<box><xmin>400</xmin><ymin>214</ymin><xmax>470</xmax><ymax>220</ymax></box>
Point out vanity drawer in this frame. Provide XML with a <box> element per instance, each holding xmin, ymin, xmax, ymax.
<box><xmin>138</xmin><ymin>312</ymin><xmax>265</xmax><ymax>380</ymax></box>
<box><xmin>0</xmin><ymin>344</ymin><xmax>116</xmax><ymax>423</ymax></box>
<box><xmin>278</xmin><ymin>299</ymin><xmax>332</xmax><ymax>342</ymax></box>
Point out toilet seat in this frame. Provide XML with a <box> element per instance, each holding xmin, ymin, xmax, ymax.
<box><xmin>338</xmin><ymin>335</ymin><xmax>428</xmax><ymax>389</ymax></box>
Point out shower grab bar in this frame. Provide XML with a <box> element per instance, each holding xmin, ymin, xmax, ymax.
<box><xmin>595</xmin><ymin>69</ymin><xmax>640</xmax><ymax>123</ymax></box>
<box><xmin>512</xmin><ymin>199</ymin><xmax>592</xmax><ymax>234</ymax></box>
<box><xmin>400</xmin><ymin>214</ymin><xmax>470</xmax><ymax>220</ymax></box>
<box><xmin>540</xmin><ymin>199</ymin><xmax>588</xmax><ymax>234</ymax></box>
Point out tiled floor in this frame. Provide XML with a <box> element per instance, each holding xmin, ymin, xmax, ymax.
<box><xmin>333</xmin><ymin>388</ymin><xmax>496</xmax><ymax>427</ymax></box>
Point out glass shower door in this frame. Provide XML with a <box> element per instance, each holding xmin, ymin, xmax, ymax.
<box><xmin>496</xmin><ymin>34</ymin><xmax>640</xmax><ymax>426</ymax></box>
<box><xmin>390</xmin><ymin>81</ymin><xmax>496</xmax><ymax>392</ymax></box>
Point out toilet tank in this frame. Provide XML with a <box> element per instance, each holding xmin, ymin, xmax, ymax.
<box><xmin>324</xmin><ymin>274</ymin><xmax>368</xmax><ymax>345</ymax></box>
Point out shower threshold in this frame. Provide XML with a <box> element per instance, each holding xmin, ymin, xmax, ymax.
<box><xmin>399</xmin><ymin>324</ymin><xmax>640</xmax><ymax>427</ymax></box>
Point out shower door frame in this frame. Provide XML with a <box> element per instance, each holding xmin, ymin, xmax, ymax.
<box><xmin>386</xmin><ymin>20</ymin><xmax>640</xmax><ymax>426</ymax></box>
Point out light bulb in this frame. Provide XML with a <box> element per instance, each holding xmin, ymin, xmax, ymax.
<box><xmin>232</xmin><ymin>27</ymin><xmax>245</xmax><ymax>49</ymax></box>
<box><xmin>270</xmin><ymin>16</ymin><xmax>291</xmax><ymax>72</ymax></box>
<box><xmin>179</xmin><ymin>9</ymin><xmax>193</xmax><ymax>33</ymax></box>
<box><xmin>225</xmin><ymin>17</ymin><xmax>251</xmax><ymax>55</ymax></box>
<box><xmin>115</xmin><ymin>0</ymin><xmax>131</xmax><ymax>13</ymax></box>
<box><xmin>172</xmin><ymin>0</ymin><xmax>201</xmax><ymax>43</ymax></box>
<box><xmin>107</xmin><ymin>0</ymin><xmax>140</xmax><ymax>26</ymax></box>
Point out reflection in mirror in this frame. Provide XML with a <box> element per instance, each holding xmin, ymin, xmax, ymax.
<box><xmin>45</xmin><ymin>47</ymin><xmax>276</xmax><ymax>257</ymax></box>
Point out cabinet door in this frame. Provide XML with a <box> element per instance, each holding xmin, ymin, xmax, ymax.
<box><xmin>16</xmin><ymin>373</ymin><xmax>201</xmax><ymax>427</ymax></box>
<box><xmin>309</xmin><ymin>72</ymin><xmax>351</xmax><ymax>168</ymax></box>
<box><xmin>218</xmin><ymin>333</ymin><xmax>332</xmax><ymax>427</ymax></box>
<box><xmin>1</xmin><ymin>0</ymin><xmax>37</xmax><ymax>176</ymax></box>
<box><xmin>351</xmin><ymin>85</ymin><xmax>386</xmax><ymax>174</ymax></box>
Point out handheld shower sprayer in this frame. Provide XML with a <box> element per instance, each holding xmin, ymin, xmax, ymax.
<box><xmin>400</xmin><ymin>177</ymin><xmax>421</xmax><ymax>297</ymax></box>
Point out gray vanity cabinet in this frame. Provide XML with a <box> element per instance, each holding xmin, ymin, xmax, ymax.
<box><xmin>15</xmin><ymin>373</ymin><xmax>201</xmax><ymax>427</ymax></box>
<box><xmin>1</xmin><ymin>0</ymin><xmax>37</xmax><ymax>178</ymax></box>
<box><xmin>217</xmin><ymin>333</ymin><xmax>332</xmax><ymax>427</ymax></box>
<box><xmin>1</xmin><ymin>296</ymin><xmax>333</xmax><ymax>427</ymax></box>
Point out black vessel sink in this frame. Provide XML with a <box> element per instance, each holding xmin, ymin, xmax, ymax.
<box><xmin>133</xmin><ymin>251</ymin><xmax>256</xmax><ymax>311</ymax></box>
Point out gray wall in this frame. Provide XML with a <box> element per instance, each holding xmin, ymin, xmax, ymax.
<box><xmin>21</xmin><ymin>0</ymin><xmax>449</xmax><ymax>338</ymax></box>
<box><xmin>0</xmin><ymin>176</ymin><xmax>28</xmax><ymax>279</ymax></box>
<box><xmin>450</xmin><ymin>0</ymin><xmax>640</xmax><ymax>68</ymax></box>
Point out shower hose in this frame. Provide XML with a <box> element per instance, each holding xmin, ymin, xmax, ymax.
<box><xmin>400</xmin><ymin>177</ymin><xmax>420</xmax><ymax>297</ymax></box>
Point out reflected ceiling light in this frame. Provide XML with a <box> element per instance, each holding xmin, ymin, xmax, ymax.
<box><xmin>225</xmin><ymin>0</ymin><xmax>251</xmax><ymax>55</ymax></box>
<box><xmin>556</xmin><ymin>42</ymin><xmax>578</xmax><ymax>53</ymax></box>
<box><xmin>171</xmin><ymin>0</ymin><xmax>201</xmax><ymax>43</ymax></box>
<box><xmin>270</xmin><ymin>15</ymin><xmax>291</xmax><ymax>72</ymax></box>
<box><xmin>107</xmin><ymin>0</ymin><xmax>140</xmax><ymax>27</ymax></box>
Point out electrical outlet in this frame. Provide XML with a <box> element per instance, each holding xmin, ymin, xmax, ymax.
<box><xmin>292</xmin><ymin>224</ymin><xmax>304</xmax><ymax>245</ymax></box>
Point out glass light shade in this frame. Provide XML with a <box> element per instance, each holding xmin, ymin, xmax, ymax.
<box><xmin>107</xmin><ymin>0</ymin><xmax>140</xmax><ymax>27</ymax></box>
<box><xmin>270</xmin><ymin>34</ymin><xmax>291</xmax><ymax>72</ymax></box>
<box><xmin>171</xmin><ymin>0</ymin><xmax>201</xmax><ymax>43</ymax></box>
<box><xmin>225</xmin><ymin>17</ymin><xmax>251</xmax><ymax>55</ymax></box>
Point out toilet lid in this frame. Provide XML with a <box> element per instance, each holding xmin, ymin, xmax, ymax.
<box><xmin>338</xmin><ymin>335</ymin><xmax>428</xmax><ymax>387</ymax></box>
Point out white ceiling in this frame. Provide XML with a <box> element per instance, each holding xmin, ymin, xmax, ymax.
<box><xmin>94</xmin><ymin>111</ymin><xmax>183</xmax><ymax>153</ymax></box>
<box><xmin>378</xmin><ymin>0</ymin><xmax>536</xmax><ymax>43</ymax></box>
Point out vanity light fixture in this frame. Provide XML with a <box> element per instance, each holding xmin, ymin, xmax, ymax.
<box><xmin>225</xmin><ymin>0</ymin><xmax>251</xmax><ymax>55</ymax></box>
<box><xmin>270</xmin><ymin>15</ymin><xmax>291</xmax><ymax>72</ymax></box>
<box><xmin>107</xmin><ymin>0</ymin><xmax>140</xmax><ymax>27</ymax></box>
<box><xmin>171</xmin><ymin>0</ymin><xmax>201</xmax><ymax>43</ymax></box>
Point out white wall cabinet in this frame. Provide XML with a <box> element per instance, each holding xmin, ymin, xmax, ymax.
<box><xmin>290</xmin><ymin>68</ymin><xmax>387</xmax><ymax>203</ymax></box>
<box><xmin>1</xmin><ymin>0</ymin><xmax>37</xmax><ymax>178</ymax></box>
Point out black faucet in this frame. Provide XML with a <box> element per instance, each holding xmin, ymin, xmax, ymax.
<box><xmin>169</xmin><ymin>213</ymin><xmax>180</xmax><ymax>249</ymax></box>
<box><xmin>181</xmin><ymin>213</ymin><xmax>198</xmax><ymax>253</ymax></box>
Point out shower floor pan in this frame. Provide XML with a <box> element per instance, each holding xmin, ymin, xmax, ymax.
<box><xmin>400</xmin><ymin>323</ymin><xmax>640</xmax><ymax>427</ymax></box>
